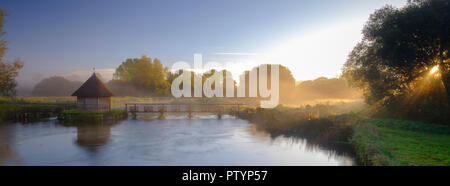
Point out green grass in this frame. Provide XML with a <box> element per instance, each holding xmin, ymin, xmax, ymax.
<box><xmin>0</xmin><ymin>96</ymin><xmax>153</xmax><ymax>108</ymax></box>
<box><xmin>368</xmin><ymin>118</ymin><xmax>450</xmax><ymax>135</ymax></box>
<box><xmin>377</xmin><ymin>127</ymin><xmax>450</xmax><ymax>166</ymax></box>
<box><xmin>350</xmin><ymin>118</ymin><xmax>450</xmax><ymax>166</ymax></box>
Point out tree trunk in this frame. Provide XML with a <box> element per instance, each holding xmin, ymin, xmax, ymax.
<box><xmin>442</xmin><ymin>72</ymin><xmax>450</xmax><ymax>100</ymax></box>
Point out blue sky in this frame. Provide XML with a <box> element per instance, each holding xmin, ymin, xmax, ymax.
<box><xmin>0</xmin><ymin>0</ymin><xmax>406</xmax><ymax>86</ymax></box>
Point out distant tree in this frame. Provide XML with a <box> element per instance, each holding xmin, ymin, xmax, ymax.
<box><xmin>238</xmin><ymin>64</ymin><xmax>295</xmax><ymax>103</ymax></box>
<box><xmin>167</xmin><ymin>69</ymin><xmax>236</xmax><ymax>97</ymax></box>
<box><xmin>294</xmin><ymin>77</ymin><xmax>361</xmax><ymax>102</ymax></box>
<box><xmin>32</xmin><ymin>76</ymin><xmax>82</xmax><ymax>96</ymax></box>
<box><xmin>0</xmin><ymin>8</ymin><xmax>23</xmax><ymax>97</ymax></box>
<box><xmin>201</xmin><ymin>69</ymin><xmax>236</xmax><ymax>97</ymax></box>
<box><xmin>166</xmin><ymin>69</ymin><xmax>198</xmax><ymax>97</ymax></box>
<box><xmin>112</xmin><ymin>56</ymin><xmax>170</xmax><ymax>96</ymax></box>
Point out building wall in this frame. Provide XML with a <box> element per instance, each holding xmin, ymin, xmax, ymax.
<box><xmin>76</xmin><ymin>96</ymin><xmax>111</xmax><ymax>111</ymax></box>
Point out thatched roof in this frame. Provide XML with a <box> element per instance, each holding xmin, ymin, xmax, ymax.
<box><xmin>71</xmin><ymin>73</ymin><xmax>113</xmax><ymax>97</ymax></box>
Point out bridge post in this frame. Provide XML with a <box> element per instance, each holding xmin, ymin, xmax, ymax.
<box><xmin>217</xmin><ymin>107</ymin><xmax>222</xmax><ymax>119</ymax></box>
<box><xmin>188</xmin><ymin>105</ymin><xmax>193</xmax><ymax>119</ymax></box>
<box><xmin>237</xmin><ymin>104</ymin><xmax>240</xmax><ymax>117</ymax></box>
<box><xmin>159</xmin><ymin>104</ymin><xmax>166</xmax><ymax>119</ymax></box>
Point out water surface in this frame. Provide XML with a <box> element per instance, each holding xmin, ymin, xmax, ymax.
<box><xmin>0</xmin><ymin>115</ymin><xmax>355</xmax><ymax>165</ymax></box>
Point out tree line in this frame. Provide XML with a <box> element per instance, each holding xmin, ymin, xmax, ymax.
<box><xmin>29</xmin><ymin>54</ymin><xmax>361</xmax><ymax>105</ymax></box>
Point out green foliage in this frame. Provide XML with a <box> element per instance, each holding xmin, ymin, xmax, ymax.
<box><xmin>0</xmin><ymin>8</ymin><xmax>23</xmax><ymax>97</ymax></box>
<box><xmin>0</xmin><ymin>98</ymin><xmax>76</xmax><ymax>123</ymax></box>
<box><xmin>158</xmin><ymin>113</ymin><xmax>166</xmax><ymax>120</ymax></box>
<box><xmin>59</xmin><ymin>109</ymin><xmax>127</xmax><ymax>123</ymax></box>
<box><xmin>111</xmin><ymin>56</ymin><xmax>171</xmax><ymax>96</ymax></box>
<box><xmin>0</xmin><ymin>104</ymin><xmax>21</xmax><ymax>122</ymax></box>
<box><xmin>60</xmin><ymin>109</ymin><xmax>103</xmax><ymax>122</ymax></box>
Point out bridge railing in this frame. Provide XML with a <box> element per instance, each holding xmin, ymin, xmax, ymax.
<box><xmin>125</xmin><ymin>103</ymin><xmax>242</xmax><ymax>114</ymax></box>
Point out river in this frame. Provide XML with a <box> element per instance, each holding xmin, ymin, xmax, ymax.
<box><xmin>0</xmin><ymin>114</ymin><xmax>356</xmax><ymax>166</ymax></box>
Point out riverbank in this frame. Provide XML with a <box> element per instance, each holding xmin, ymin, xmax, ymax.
<box><xmin>0</xmin><ymin>102</ymin><xmax>75</xmax><ymax>122</ymax></box>
<box><xmin>236</xmin><ymin>106</ymin><xmax>450</xmax><ymax>166</ymax></box>
<box><xmin>58</xmin><ymin>109</ymin><xmax>128</xmax><ymax>123</ymax></box>
<box><xmin>0</xmin><ymin>96</ymin><xmax>153</xmax><ymax>108</ymax></box>
<box><xmin>0</xmin><ymin>97</ymin><xmax>144</xmax><ymax>123</ymax></box>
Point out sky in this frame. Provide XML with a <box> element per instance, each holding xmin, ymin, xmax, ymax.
<box><xmin>0</xmin><ymin>0</ymin><xmax>407</xmax><ymax>88</ymax></box>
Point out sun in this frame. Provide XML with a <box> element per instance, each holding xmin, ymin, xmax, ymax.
<box><xmin>429</xmin><ymin>65</ymin><xmax>439</xmax><ymax>75</ymax></box>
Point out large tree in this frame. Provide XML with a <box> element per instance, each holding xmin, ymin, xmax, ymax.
<box><xmin>344</xmin><ymin>0</ymin><xmax>450</xmax><ymax>103</ymax></box>
<box><xmin>343</xmin><ymin>0</ymin><xmax>450</xmax><ymax>122</ymax></box>
<box><xmin>0</xmin><ymin>8</ymin><xmax>23</xmax><ymax>97</ymax></box>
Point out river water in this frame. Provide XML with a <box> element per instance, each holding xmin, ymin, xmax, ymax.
<box><xmin>0</xmin><ymin>115</ymin><xmax>356</xmax><ymax>166</ymax></box>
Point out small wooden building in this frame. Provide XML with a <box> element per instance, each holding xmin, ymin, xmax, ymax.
<box><xmin>71</xmin><ymin>73</ymin><xmax>113</xmax><ymax>111</ymax></box>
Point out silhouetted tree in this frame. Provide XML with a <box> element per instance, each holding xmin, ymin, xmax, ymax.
<box><xmin>343</xmin><ymin>0</ymin><xmax>450</xmax><ymax>123</ymax></box>
<box><xmin>239</xmin><ymin>64</ymin><xmax>295</xmax><ymax>104</ymax></box>
<box><xmin>32</xmin><ymin>76</ymin><xmax>82</xmax><ymax>96</ymax></box>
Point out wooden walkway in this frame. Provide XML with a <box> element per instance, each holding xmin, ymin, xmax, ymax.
<box><xmin>125</xmin><ymin>103</ymin><xmax>242</xmax><ymax>114</ymax></box>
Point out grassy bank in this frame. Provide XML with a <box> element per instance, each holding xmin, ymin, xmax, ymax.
<box><xmin>58</xmin><ymin>109</ymin><xmax>127</xmax><ymax>123</ymax></box>
<box><xmin>0</xmin><ymin>98</ymin><xmax>76</xmax><ymax>122</ymax></box>
<box><xmin>0</xmin><ymin>96</ymin><xmax>153</xmax><ymax>109</ymax></box>
<box><xmin>349</xmin><ymin>117</ymin><xmax>450</xmax><ymax>166</ymax></box>
<box><xmin>0</xmin><ymin>96</ymin><xmax>142</xmax><ymax>122</ymax></box>
<box><xmin>236</xmin><ymin>106</ymin><xmax>450</xmax><ymax>166</ymax></box>
<box><xmin>0</xmin><ymin>104</ymin><xmax>22</xmax><ymax>122</ymax></box>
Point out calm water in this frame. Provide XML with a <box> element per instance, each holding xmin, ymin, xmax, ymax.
<box><xmin>0</xmin><ymin>115</ymin><xmax>356</xmax><ymax>166</ymax></box>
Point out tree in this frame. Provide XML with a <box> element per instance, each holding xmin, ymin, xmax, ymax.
<box><xmin>112</xmin><ymin>55</ymin><xmax>170</xmax><ymax>96</ymax></box>
<box><xmin>32</xmin><ymin>76</ymin><xmax>82</xmax><ymax>96</ymax></box>
<box><xmin>238</xmin><ymin>64</ymin><xmax>295</xmax><ymax>103</ymax></box>
<box><xmin>343</xmin><ymin>0</ymin><xmax>450</xmax><ymax>122</ymax></box>
<box><xmin>0</xmin><ymin>8</ymin><xmax>23</xmax><ymax>97</ymax></box>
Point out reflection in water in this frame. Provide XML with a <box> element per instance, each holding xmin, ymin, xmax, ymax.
<box><xmin>0</xmin><ymin>116</ymin><xmax>356</xmax><ymax>165</ymax></box>
<box><xmin>0</xmin><ymin>124</ymin><xmax>21</xmax><ymax>165</ymax></box>
<box><xmin>76</xmin><ymin>124</ymin><xmax>112</xmax><ymax>151</ymax></box>
<box><xmin>249</xmin><ymin>124</ymin><xmax>356</xmax><ymax>164</ymax></box>
<box><xmin>246</xmin><ymin>124</ymin><xmax>355</xmax><ymax>166</ymax></box>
